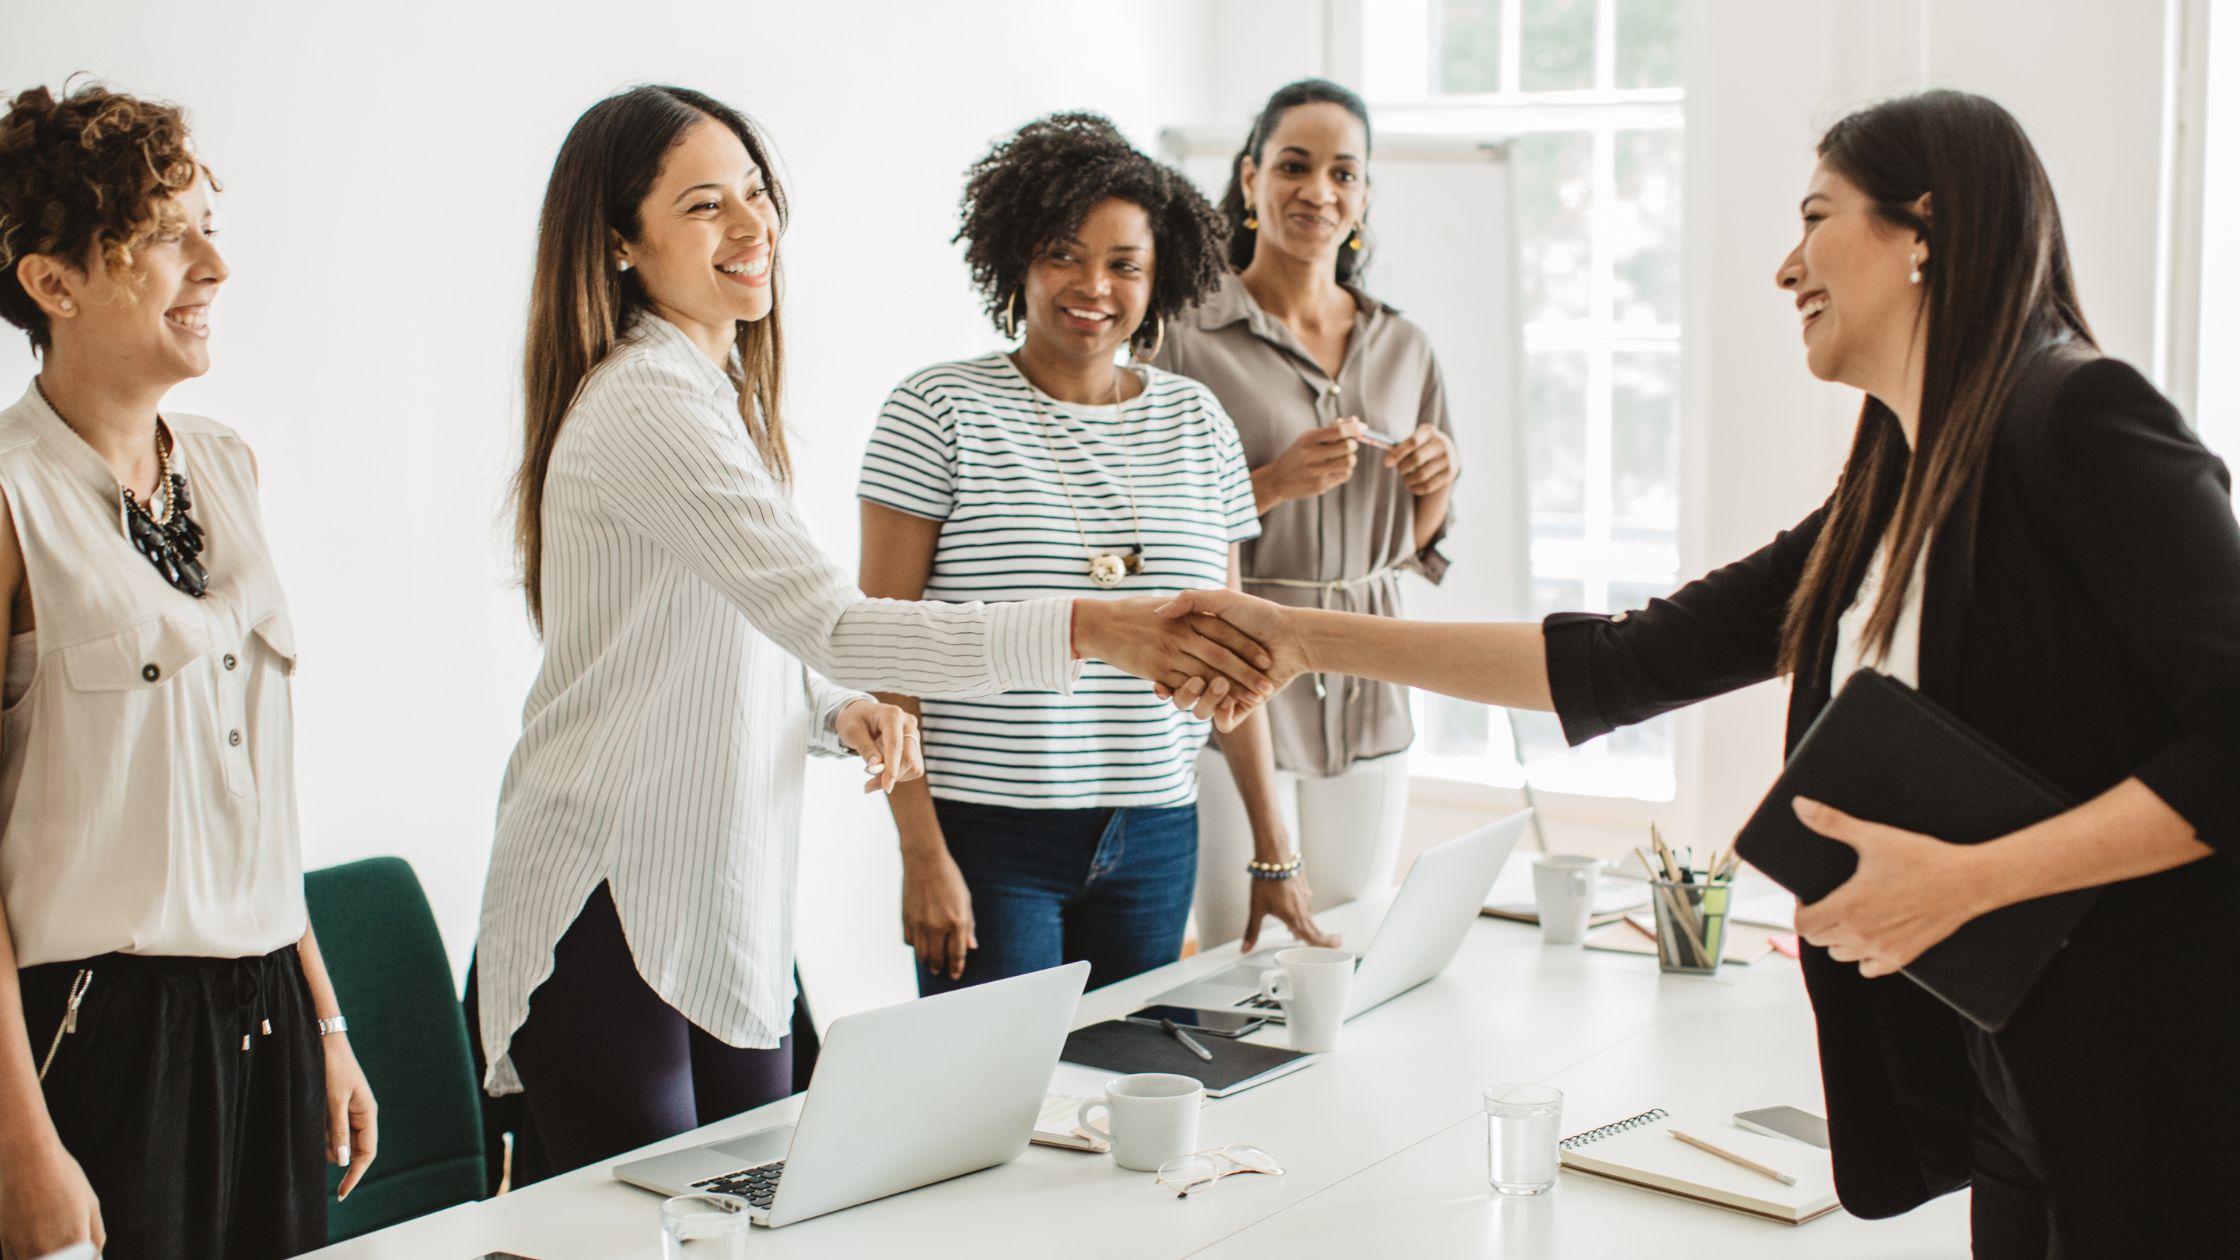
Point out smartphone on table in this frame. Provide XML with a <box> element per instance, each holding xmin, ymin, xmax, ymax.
<box><xmin>1125</xmin><ymin>1004</ymin><xmax>1267</xmax><ymax>1038</ymax></box>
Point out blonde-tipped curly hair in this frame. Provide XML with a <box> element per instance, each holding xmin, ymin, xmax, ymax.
<box><xmin>0</xmin><ymin>82</ymin><xmax>217</xmax><ymax>353</ymax></box>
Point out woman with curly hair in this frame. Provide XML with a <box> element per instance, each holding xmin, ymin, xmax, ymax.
<box><xmin>473</xmin><ymin>89</ymin><xmax>1274</xmax><ymax>1182</ymax></box>
<box><xmin>1153</xmin><ymin>79</ymin><xmax>1461</xmax><ymax>952</ymax></box>
<box><xmin>0</xmin><ymin>83</ymin><xmax>375</xmax><ymax>1257</ymax></box>
<box><xmin>857</xmin><ymin>114</ymin><xmax>1334</xmax><ymax>995</ymax></box>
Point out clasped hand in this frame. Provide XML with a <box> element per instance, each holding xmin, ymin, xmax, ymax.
<box><xmin>1073</xmin><ymin>595</ymin><xmax>1284</xmax><ymax>731</ymax></box>
<box><xmin>1790</xmin><ymin>796</ymin><xmax>1995</xmax><ymax>977</ymax></box>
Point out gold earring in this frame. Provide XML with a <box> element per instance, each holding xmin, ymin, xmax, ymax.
<box><xmin>1136</xmin><ymin>315</ymin><xmax>1165</xmax><ymax>363</ymax></box>
<box><xmin>1004</xmin><ymin>289</ymin><xmax>1020</xmax><ymax>340</ymax></box>
<box><xmin>1348</xmin><ymin>227</ymin><xmax>1363</xmax><ymax>252</ymax></box>
<box><xmin>1243</xmin><ymin>205</ymin><xmax>1259</xmax><ymax>232</ymax></box>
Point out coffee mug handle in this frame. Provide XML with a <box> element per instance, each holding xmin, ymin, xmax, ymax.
<box><xmin>1076</xmin><ymin>1098</ymin><xmax>1113</xmax><ymax>1141</ymax></box>
<box><xmin>1259</xmin><ymin>969</ymin><xmax>1292</xmax><ymax>1003</ymax></box>
<box><xmin>1569</xmin><ymin>866</ymin><xmax>1592</xmax><ymax>893</ymax></box>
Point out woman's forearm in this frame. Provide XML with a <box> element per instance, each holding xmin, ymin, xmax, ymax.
<box><xmin>1295</xmin><ymin>611</ymin><xmax>1553</xmax><ymax>711</ymax></box>
<box><xmin>1963</xmin><ymin>777</ymin><xmax>2215</xmax><ymax>913</ymax></box>
<box><xmin>1412</xmin><ymin>485</ymin><xmax>1452</xmax><ymax>555</ymax></box>
<box><xmin>295</xmin><ymin>923</ymin><xmax>344</xmax><ymax>1022</ymax></box>
<box><xmin>0</xmin><ymin>900</ymin><xmax>64</xmax><ymax>1159</ymax></box>
<box><xmin>1217</xmin><ymin>710</ymin><xmax>1292</xmax><ymax>863</ymax></box>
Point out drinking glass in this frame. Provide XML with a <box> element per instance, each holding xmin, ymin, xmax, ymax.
<box><xmin>1483</xmin><ymin>1083</ymin><xmax>1564</xmax><ymax>1195</ymax></box>
<box><xmin>661</xmin><ymin>1192</ymin><xmax>752</xmax><ymax>1258</ymax></box>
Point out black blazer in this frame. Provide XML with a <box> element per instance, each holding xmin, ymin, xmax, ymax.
<box><xmin>1543</xmin><ymin>347</ymin><xmax>2240</xmax><ymax>1244</ymax></box>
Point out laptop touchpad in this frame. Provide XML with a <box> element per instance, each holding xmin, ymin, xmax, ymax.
<box><xmin>707</xmin><ymin>1125</ymin><xmax>794</xmax><ymax>1166</ymax></box>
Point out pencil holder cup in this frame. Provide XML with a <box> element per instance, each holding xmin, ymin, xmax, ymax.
<box><xmin>1649</xmin><ymin>878</ymin><xmax>1730</xmax><ymax>975</ymax></box>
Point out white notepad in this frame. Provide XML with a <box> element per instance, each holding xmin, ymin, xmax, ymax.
<box><xmin>1557</xmin><ymin>1108</ymin><xmax>1841</xmax><ymax>1224</ymax></box>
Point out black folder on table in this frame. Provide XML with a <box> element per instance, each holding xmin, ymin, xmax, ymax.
<box><xmin>1061</xmin><ymin>1020</ymin><xmax>1313</xmax><ymax>1097</ymax></box>
<box><xmin>1733</xmin><ymin>670</ymin><xmax>2098</xmax><ymax>1032</ymax></box>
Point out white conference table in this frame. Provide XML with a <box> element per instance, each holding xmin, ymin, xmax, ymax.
<box><xmin>310</xmin><ymin>895</ymin><xmax>1968</xmax><ymax>1258</ymax></box>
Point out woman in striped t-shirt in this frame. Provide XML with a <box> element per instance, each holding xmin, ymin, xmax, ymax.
<box><xmin>859</xmin><ymin>115</ymin><xmax>1336</xmax><ymax>995</ymax></box>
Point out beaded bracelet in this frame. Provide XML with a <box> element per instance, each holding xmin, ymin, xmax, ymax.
<box><xmin>1246</xmin><ymin>854</ymin><xmax>1304</xmax><ymax>882</ymax></box>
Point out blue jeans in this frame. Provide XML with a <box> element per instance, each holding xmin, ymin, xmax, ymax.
<box><xmin>921</xmin><ymin>800</ymin><xmax>1198</xmax><ymax>996</ymax></box>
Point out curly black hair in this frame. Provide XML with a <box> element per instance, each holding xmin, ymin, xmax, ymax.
<box><xmin>956</xmin><ymin>113</ymin><xmax>1227</xmax><ymax>353</ymax></box>
<box><xmin>0</xmin><ymin>83</ymin><xmax>216</xmax><ymax>353</ymax></box>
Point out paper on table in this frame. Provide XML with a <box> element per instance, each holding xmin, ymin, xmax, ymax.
<box><xmin>1481</xmin><ymin>862</ymin><xmax>1651</xmax><ymax>925</ymax></box>
<box><xmin>1728</xmin><ymin>892</ymin><xmax>1798</xmax><ymax>931</ymax></box>
<box><xmin>1583</xmin><ymin>916</ymin><xmax>1782</xmax><ymax>965</ymax></box>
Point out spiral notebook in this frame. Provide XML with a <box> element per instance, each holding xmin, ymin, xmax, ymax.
<box><xmin>1557</xmin><ymin>1108</ymin><xmax>1841</xmax><ymax>1224</ymax></box>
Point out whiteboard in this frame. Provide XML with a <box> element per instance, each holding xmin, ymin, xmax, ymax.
<box><xmin>1158</xmin><ymin>128</ymin><xmax>1530</xmax><ymax>621</ymax></box>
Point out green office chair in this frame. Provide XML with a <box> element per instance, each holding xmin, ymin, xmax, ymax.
<box><xmin>305</xmin><ymin>857</ymin><xmax>486</xmax><ymax>1241</ymax></box>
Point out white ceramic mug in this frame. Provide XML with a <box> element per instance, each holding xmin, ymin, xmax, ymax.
<box><xmin>1258</xmin><ymin>946</ymin><xmax>1355</xmax><ymax>1053</ymax></box>
<box><xmin>1077</xmin><ymin>1072</ymin><xmax>1204</xmax><ymax>1172</ymax></box>
<box><xmin>1531</xmin><ymin>854</ymin><xmax>1601</xmax><ymax>945</ymax></box>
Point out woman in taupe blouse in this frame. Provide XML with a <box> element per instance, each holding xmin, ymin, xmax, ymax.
<box><xmin>1154</xmin><ymin>79</ymin><xmax>1459</xmax><ymax>950</ymax></box>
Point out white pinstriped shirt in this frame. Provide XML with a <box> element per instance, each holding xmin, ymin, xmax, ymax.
<box><xmin>476</xmin><ymin>315</ymin><xmax>1079</xmax><ymax>1093</ymax></box>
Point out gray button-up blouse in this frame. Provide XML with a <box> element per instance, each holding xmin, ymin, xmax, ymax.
<box><xmin>1153</xmin><ymin>272</ymin><xmax>1458</xmax><ymax>777</ymax></box>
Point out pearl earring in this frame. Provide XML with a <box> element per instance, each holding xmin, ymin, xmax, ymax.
<box><xmin>58</xmin><ymin>299</ymin><xmax>72</xmax><ymax>312</ymax></box>
<box><xmin>617</xmin><ymin>258</ymin><xmax>632</xmax><ymax>272</ymax></box>
<box><xmin>1908</xmin><ymin>253</ymin><xmax>1922</xmax><ymax>285</ymax></box>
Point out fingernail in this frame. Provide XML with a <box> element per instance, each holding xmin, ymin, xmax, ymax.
<box><xmin>1791</xmin><ymin>796</ymin><xmax>1819</xmax><ymax>815</ymax></box>
<box><xmin>338</xmin><ymin>1144</ymin><xmax>350</xmax><ymax>1165</ymax></box>
<box><xmin>1256</xmin><ymin>655</ymin><xmax>1273</xmax><ymax>669</ymax></box>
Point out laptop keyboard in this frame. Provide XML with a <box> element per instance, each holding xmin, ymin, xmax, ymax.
<box><xmin>693</xmin><ymin>1160</ymin><xmax>785</xmax><ymax>1209</ymax></box>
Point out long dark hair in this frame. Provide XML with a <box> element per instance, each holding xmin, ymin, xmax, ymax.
<box><xmin>513</xmin><ymin>85</ymin><xmax>791</xmax><ymax>631</ymax></box>
<box><xmin>1776</xmin><ymin>89</ymin><xmax>2094</xmax><ymax>678</ymax></box>
<box><xmin>1218</xmin><ymin>78</ymin><xmax>1373</xmax><ymax>281</ymax></box>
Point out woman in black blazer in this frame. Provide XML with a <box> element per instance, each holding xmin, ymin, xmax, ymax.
<box><xmin>1157</xmin><ymin>89</ymin><xmax>2240</xmax><ymax>1255</ymax></box>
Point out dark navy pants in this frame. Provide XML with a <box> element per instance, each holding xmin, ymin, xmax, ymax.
<box><xmin>489</xmin><ymin>883</ymin><xmax>796</xmax><ymax>1186</ymax></box>
<box><xmin>920</xmin><ymin>800</ymin><xmax>1198</xmax><ymax>996</ymax></box>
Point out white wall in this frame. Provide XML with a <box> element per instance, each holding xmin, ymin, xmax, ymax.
<box><xmin>0</xmin><ymin>0</ymin><xmax>1302</xmax><ymax>1009</ymax></box>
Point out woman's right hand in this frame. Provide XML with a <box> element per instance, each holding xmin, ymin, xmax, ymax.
<box><xmin>902</xmin><ymin>842</ymin><xmax>978</xmax><ymax>982</ymax></box>
<box><xmin>0</xmin><ymin>1138</ymin><xmax>104</xmax><ymax>1260</ymax></box>
<box><xmin>1252</xmin><ymin>418</ymin><xmax>1363</xmax><ymax>513</ymax></box>
<box><xmin>1072</xmin><ymin>595</ymin><xmax>1276</xmax><ymax>730</ymax></box>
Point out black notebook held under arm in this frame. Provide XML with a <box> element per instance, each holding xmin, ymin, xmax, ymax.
<box><xmin>1733</xmin><ymin>670</ymin><xmax>2098</xmax><ymax>1032</ymax></box>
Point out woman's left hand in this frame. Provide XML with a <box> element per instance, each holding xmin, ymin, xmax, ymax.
<box><xmin>1789</xmin><ymin>796</ymin><xmax>1994</xmax><ymax>977</ymax></box>
<box><xmin>324</xmin><ymin>1034</ymin><xmax>378</xmax><ymax>1200</ymax></box>
<box><xmin>1384</xmin><ymin>425</ymin><xmax>1458</xmax><ymax>496</ymax></box>
<box><xmin>837</xmin><ymin>700</ymin><xmax>924</xmax><ymax>794</ymax></box>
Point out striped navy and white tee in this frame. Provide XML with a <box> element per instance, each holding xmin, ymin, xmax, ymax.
<box><xmin>857</xmin><ymin>353</ymin><xmax>1261</xmax><ymax>810</ymax></box>
<box><xmin>477</xmin><ymin>316</ymin><xmax>1082</xmax><ymax>1092</ymax></box>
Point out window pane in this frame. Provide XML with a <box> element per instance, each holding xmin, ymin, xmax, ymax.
<box><xmin>1526</xmin><ymin>348</ymin><xmax>1588</xmax><ymax>520</ymax></box>
<box><xmin>1613</xmin><ymin>128</ymin><xmax>1682</xmax><ymax>326</ymax></box>
<box><xmin>1516</xmin><ymin>131</ymin><xmax>1593</xmax><ymax>324</ymax></box>
<box><xmin>1520</xmin><ymin>0</ymin><xmax>1597</xmax><ymax>92</ymax></box>
<box><xmin>1612</xmin><ymin>350</ymin><xmax>1679</xmax><ymax>533</ymax></box>
<box><xmin>1614</xmin><ymin>0</ymin><xmax>1684</xmax><ymax>89</ymax></box>
<box><xmin>1531</xmin><ymin>576</ymin><xmax>1585</xmax><ymax>618</ymax></box>
<box><xmin>1438</xmin><ymin>0</ymin><xmax>1504</xmax><ymax>95</ymax></box>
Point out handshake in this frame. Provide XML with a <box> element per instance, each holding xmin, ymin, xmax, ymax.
<box><xmin>1071</xmin><ymin>589</ymin><xmax>1306</xmax><ymax>731</ymax></box>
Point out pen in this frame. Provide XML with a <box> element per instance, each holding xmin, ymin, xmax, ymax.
<box><xmin>1669</xmin><ymin>1129</ymin><xmax>1798</xmax><ymax>1186</ymax></box>
<box><xmin>1161</xmin><ymin>1018</ymin><xmax>1214</xmax><ymax>1062</ymax></box>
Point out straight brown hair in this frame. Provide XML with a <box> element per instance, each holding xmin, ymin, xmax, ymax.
<box><xmin>513</xmin><ymin>85</ymin><xmax>791</xmax><ymax>631</ymax></box>
<box><xmin>1777</xmin><ymin>90</ymin><xmax>2094</xmax><ymax>679</ymax></box>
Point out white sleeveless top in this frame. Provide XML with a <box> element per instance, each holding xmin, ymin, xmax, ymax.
<box><xmin>0</xmin><ymin>385</ymin><xmax>306</xmax><ymax>966</ymax></box>
<box><xmin>1834</xmin><ymin>538</ymin><xmax>1925</xmax><ymax>688</ymax></box>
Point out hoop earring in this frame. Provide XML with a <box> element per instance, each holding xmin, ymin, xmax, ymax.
<box><xmin>1136</xmin><ymin>315</ymin><xmax>1166</xmax><ymax>363</ymax></box>
<box><xmin>1908</xmin><ymin>253</ymin><xmax>1922</xmax><ymax>285</ymax></box>
<box><xmin>1243</xmin><ymin>205</ymin><xmax>1259</xmax><ymax>232</ymax></box>
<box><xmin>1004</xmin><ymin>288</ymin><xmax>1020</xmax><ymax>340</ymax></box>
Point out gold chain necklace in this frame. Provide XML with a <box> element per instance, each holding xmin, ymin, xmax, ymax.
<box><xmin>1022</xmin><ymin>362</ymin><xmax>1145</xmax><ymax>589</ymax></box>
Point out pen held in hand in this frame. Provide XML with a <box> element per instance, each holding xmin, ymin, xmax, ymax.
<box><xmin>1669</xmin><ymin>1129</ymin><xmax>1798</xmax><ymax>1186</ymax></box>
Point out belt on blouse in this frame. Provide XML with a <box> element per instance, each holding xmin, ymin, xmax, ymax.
<box><xmin>1240</xmin><ymin>563</ymin><xmax>1403</xmax><ymax>700</ymax></box>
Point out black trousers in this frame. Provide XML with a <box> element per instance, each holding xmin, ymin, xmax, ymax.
<box><xmin>489</xmin><ymin>883</ymin><xmax>798</xmax><ymax>1186</ymax></box>
<box><xmin>1961</xmin><ymin>1024</ymin><xmax>2059</xmax><ymax>1259</ymax></box>
<box><xmin>19</xmin><ymin>947</ymin><xmax>327</xmax><ymax>1260</ymax></box>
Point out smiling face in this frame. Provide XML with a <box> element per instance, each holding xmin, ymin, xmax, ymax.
<box><xmin>1775</xmin><ymin>161</ymin><xmax>1929</xmax><ymax>398</ymax></box>
<box><xmin>617</xmin><ymin>116</ymin><xmax>776</xmax><ymax>358</ymax></box>
<box><xmin>1239</xmin><ymin>101</ymin><xmax>1369</xmax><ymax>268</ymax></box>
<box><xmin>1020</xmin><ymin>196</ymin><xmax>1154</xmax><ymax>366</ymax></box>
<box><xmin>42</xmin><ymin>175</ymin><xmax>227</xmax><ymax>386</ymax></box>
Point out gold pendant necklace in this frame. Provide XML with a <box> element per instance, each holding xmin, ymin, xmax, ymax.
<box><xmin>1023</xmin><ymin>362</ymin><xmax>1146</xmax><ymax>589</ymax></box>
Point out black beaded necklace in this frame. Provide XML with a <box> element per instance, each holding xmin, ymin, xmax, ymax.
<box><xmin>35</xmin><ymin>379</ymin><xmax>209</xmax><ymax>598</ymax></box>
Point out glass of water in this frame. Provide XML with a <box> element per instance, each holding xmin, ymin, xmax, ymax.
<box><xmin>1483</xmin><ymin>1083</ymin><xmax>1564</xmax><ymax>1195</ymax></box>
<box><xmin>661</xmin><ymin>1192</ymin><xmax>752</xmax><ymax>1257</ymax></box>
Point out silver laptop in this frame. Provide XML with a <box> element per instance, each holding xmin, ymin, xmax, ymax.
<box><xmin>1154</xmin><ymin>810</ymin><xmax>1529</xmax><ymax>1019</ymax></box>
<box><xmin>614</xmin><ymin>960</ymin><xmax>1089</xmax><ymax>1227</ymax></box>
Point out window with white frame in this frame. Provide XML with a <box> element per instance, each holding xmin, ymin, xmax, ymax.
<box><xmin>1361</xmin><ymin>0</ymin><xmax>1684</xmax><ymax>800</ymax></box>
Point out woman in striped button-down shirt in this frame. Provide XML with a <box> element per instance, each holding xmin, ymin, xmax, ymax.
<box><xmin>471</xmin><ymin>86</ymin><xmax>1276</xmax><ymax>1183</ymax></box>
